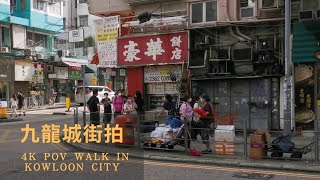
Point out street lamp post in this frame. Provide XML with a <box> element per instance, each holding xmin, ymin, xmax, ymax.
<box><xmin>284</xmin><ymin>0</ymin><xmax>292</xmax><ymax>135</ymax></box>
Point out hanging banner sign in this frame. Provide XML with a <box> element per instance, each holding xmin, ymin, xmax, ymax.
<box><xmin>94</xmin><ymin>16</ymin><xmax>119</xmax><ymax>68</ymax></box>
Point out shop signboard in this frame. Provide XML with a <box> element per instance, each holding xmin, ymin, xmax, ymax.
<box><xmin>54</xmin><ymin>67</ymin><xmax>68</xmax><ymax>79</ymax></box>
<box><xmin>144</xmin><ymin>65</ymin><xmax>182</xmax><ymax>83</ymax></box>
<box><xmin>118</xmin><ymin>32</ymin><xmax>188</xmax><ymax>66</ymax></box>
<box><xmin>294</xmin><ymin>63</ymin><xmax>315</xmax><ymax>130</ymax></box>
<box><xmin>94</xmin><ymin>16</ymin><xmax>119</xmax><ymax>68</ymax></box>
<box><xmin>31</xmin><ymin>63</ymin><xmax>45</xmax><ymax>83</ymax></box>
<box><xmin>69</xmin><ymin>66</ymin><xmax>81</xmax><ymax>80</ymax></box>
<box><xmin>15</xmin><ymin>60</ymin><xmax>32</xmax><ymax>81</ymax></box>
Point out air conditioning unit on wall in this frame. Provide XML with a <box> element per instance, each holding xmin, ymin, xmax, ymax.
<box><xmin>36</xmin><ymin>53</ymin><xmax>45</xmax><ymax>60</ymax></box>
<box><xmin>259</xmin><ymin>8</ymin><xmax>282</xmax><ymax>19</ymax></box>
<box><xmin>241</xmin><ymin>7</ymin><xmax>255</xmax><ymax>18</ymax></box>
<box><xmin>27</xmin><ymin>40</ymin><xmax>34</xmax><ymax>47</ymax></box>
<box><xmin>0</xmin><ymin>47</ymin><xmax>10</xmax><ymax>53</ymax></box>
<box><xmin>69</xmin><ymin>51</ymin><xmax>77</xmax><ymax>57</ymax></box>
<box><xmin>299</xmin><ymin>10</ymin><xmax>314</xmax><ymax>21</ymax></box>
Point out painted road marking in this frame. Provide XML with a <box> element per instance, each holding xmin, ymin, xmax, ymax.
<box><xmin>0</xmin><ymin>129</ymin><xmax>10</xmax><ymax>141</ymax></box>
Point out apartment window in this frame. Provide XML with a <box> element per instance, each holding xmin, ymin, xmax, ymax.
<box><xmin>79</xmin><ymin>15</ymin><xmax>88</xmax><ymax>27</ymax></box>
<box><xmin>63</xmin><ymin>0</ymin><xmax>66</xmax><ymax>6</ymax></box>
<box><xmin>79</xmin><ymin>0</ymin><xmax>87</xmax><ymax>3</ymax></box>
<box><xmin>240</xmin><ymin>0</ymin><xmax>255</xmax><ymax>18</ymax></box>
<box><xmin>75</xmin><ymin>41</ymin><xmax>84</xmax><ymax>48</ymax></box>
<box><xmin>48</xmin><ymin>2</ymin><xmax>62</xmax><ymax>16</ymax></box>
<box><xmin>262</xmin><ymin>0</ymin><xmax>275</xmax><ymax>8</ymax></box>
<box><xmin>191</xmin><ymin>1</ymin><xmax>217</xmax><ymax>24</ymax></box>
<box><xmin>33</xmin><ymin>0</ymin><xmax>47</xmax><ymax>11</ymax></box>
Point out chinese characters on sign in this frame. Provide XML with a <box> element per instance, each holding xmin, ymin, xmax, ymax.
<box><xmin>118</xmin><ymin>32</ymin><xmax>188</xmax><ymax>66</ymax></box>
<box><xmin>15</xmin><ymin>60</ymin><xmax>32</xmax><ymax>81</ymax></box>
<box><xmin>21</xmin><ymin>124</ymin><xmax>123</xmax><ymax>144</ymax></box>
<box><xmin>94</xmin><ymin>16</ymin><xmax>119</xmax><ymax>68</ymax></box>
<box><xmin>144</xmin><ymin>65</ymin><xmax>182</xmax><ymax>83</ymax></box>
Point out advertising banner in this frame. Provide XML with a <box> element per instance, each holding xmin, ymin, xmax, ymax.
<box><xmin>94</xmin><ymin>16</ymin><xmax>119</xmax><ymax>68</ymax></box>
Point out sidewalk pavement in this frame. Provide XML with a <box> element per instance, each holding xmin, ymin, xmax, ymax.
<box><xmin>62</xmin><ymin>136</ymin><xmax>320</xmax><ymax>173</ymax></box>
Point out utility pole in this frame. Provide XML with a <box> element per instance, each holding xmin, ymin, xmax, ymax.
<box><xmin>284</xmin><ymin>0</ymin><xmax>292</xmax><ymax>135</ymax></box>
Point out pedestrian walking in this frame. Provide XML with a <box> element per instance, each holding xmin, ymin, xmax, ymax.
<box><xmin>49</xmin><ymin>87</ymin><xmax>57</xmax><ymax>106</ymax></box>
<box><xmin>17</xmin><ymin>91</ymin><xmax>25</xmax><ymax>116</ymax></box>
<box><xmin>134</xmin><ymin>91</ymin><xmax>144</xmax><ymax>120</ymax></box>
<box><xmin>112</xmin><ymin>90</ymin><xmax>124</xmax><ymax>117</ymax></box>
<box><xmin>100</xmin><ymin>93</ymin><xmax>112</xmax><ymax>125</ymax></box>
<box><xmin>199</xmin><ymin>94</ymin><xmax>214</xmax><ymax>153</ymax></box>
<box><xmin>87</xmin><ymin>89</ymin><xmax>100</xmax><ymax>126</ymax></box>
<box><xmin>10</xmin><ymin>94</ymin><xmax>18</xmax><ymax>117</ymax></box>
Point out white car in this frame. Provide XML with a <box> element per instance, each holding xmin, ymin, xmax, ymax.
<box><xmin>75</xmin><ymin>86</ymin><xmax>115</xmax><ymax>105</ymax></box>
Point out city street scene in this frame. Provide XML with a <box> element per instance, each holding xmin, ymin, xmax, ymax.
<box><xmin>0</xmin><ymin>0</ymin><xmax>320</xmax><ymax>180</ymax></box>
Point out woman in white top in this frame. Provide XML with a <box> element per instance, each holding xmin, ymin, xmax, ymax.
<box><xmin>193</xmin><ymin>96</ymin><xmax>202</xmax><ymax>122</ymax></box>
<box><xmin>10</xmin><ymin>94</ymin><xmax>18</xmax><ymax>117</ymax></box>
<box><xmin>123</xmin><ymin>96</ymin><xmax>138</xmax><ymax>115</ymax></box>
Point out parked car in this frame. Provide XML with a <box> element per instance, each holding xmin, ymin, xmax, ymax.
<box><xmin>75</xmin><ymin>86</ymin><xmax>115</xmax><ymax>105</ymax></box>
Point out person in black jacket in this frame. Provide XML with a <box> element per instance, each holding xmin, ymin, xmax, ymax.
<box><xmin>134</xmin><ymin>91</ymin><xmax>144</xmax><ymax>120</ymax></box>
<box><xmin>87</xmin><ymin>89</ymin><xmax>100</xmax><ymax>126</ymax></box>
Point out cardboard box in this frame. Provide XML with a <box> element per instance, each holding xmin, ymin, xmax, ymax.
<box><xmin>215</xmin><ymin>141</ymin><xmax>235</xmax><ymax>155</ymax></box>
<box><xmin>249</xmin><ymin>148</ymin><xmax>267</xmax><ymax>160</ymax></box>
<box><xmin>250</xmin><ymin>134</ymin><xmax>266</xmax><ymax>144</ymax></box>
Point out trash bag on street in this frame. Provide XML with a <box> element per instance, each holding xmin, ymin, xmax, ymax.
<box><xmin>272</xmin><ymin>135</ymin><xmax>295</xmax><ymax>152</ymax></box>
<box><xmin>165</xmin><ymin>117</ymin><xmax>183</xmax><ymax>128</ymax></box>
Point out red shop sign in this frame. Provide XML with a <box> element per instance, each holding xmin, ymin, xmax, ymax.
<box><xmin>118</xmin><ymin>32</ymin><xmax>188</xmax><ymax>66</ymax></box>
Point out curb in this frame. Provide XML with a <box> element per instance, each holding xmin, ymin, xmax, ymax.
<box><xmin>52</xmin><ymin>112</ymin><xmax>67</xmax><ymax>115</ymax></box>
<box><xmin>61</xmin><ymin>140</ymin><xmax>320</xmax><ymax>173</ymax></box>
<box><xmin>0</xmin><ymin>118</ymin><xmax>23</xmax><ymax>123</ymax></box>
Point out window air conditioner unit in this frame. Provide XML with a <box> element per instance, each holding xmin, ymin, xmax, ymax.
<box><xmin>25</xmin><ymin>48</ymin><xmax>33</xmax><ymax>56</ymax></box>
<box><xmin>69</xmin><ymin>51</ymin><xmax>77</xmax><ymax>57</ymax></box>
<box><xmin>49</xmin><ymin>0</ymin><xmax>57</xmax><ymax>4</ymax></box>
<box><xmin>316</xmin><ymin>10</ymin><xmax>320</xmax><ymax>19</ymax></box>
<box><xmin>210</xmin><ymin>47</ymin><xmax>230</xmax><ymax>60</ymax></box>
<box><xmin>47</xmin><ymin>65</ymin><xmax>53</xmax><ymax>72</ymax></box>
<box><xmin>259</xmin><ymin>8</ymin><xmax>282</xmax><ymax>19</ymax></box>
<box><xmin>299</xmin><ymin>10</ymin><xmax>314</xmax><ymax>21</ymax></box>
<box><xmin>233</xmin><ymin>47</ymin><xmax>253</xmax><ymax>61</ymax></box>
<box><xmin>0</xmin><ymin>47</ymin><xmax>10</xmax><ymax>53</ymax></box>
<box><xmin>241</xmin><ymin>7</ymin><xmax>255</xmax><ymax>18</ymax></box>
<box><xmin>27</xmin><ymin>40</ymin><xmax>34</xmax><ymax>47</ymax></box>
<box><xmin>62</xmin><ymin>50</ymin><xmax>69</xmax><ymax>57</ymax></box>
<box><xmin>36</xmin><ymin>53</ymin><xmax>45</xmax><ymax>60</ymax></box>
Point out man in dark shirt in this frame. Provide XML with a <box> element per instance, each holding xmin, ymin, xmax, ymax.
<box><xmin>87</xmin><ymin>89</ymin><xmax>100</xmax><ymax>126</ymax></box>
<box><xmin>17</xmin><ymin>91</ymin><xmax>25</xmax><ymax>116</ymax></box>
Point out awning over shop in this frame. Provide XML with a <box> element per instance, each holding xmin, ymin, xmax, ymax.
<box><xmin>85</xmin><ymin>66</ymin><xmax>95</xmax><ymax>73</ymax></box>
<box><xmin>62</xmin><ymin>57</ymin><xmax>89</xmax><ymax>66</ymax></box>
<box><xmin>63</xmin><ymin>61</ymin><xmax>81</xmax><ymax>68</ymax></box>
